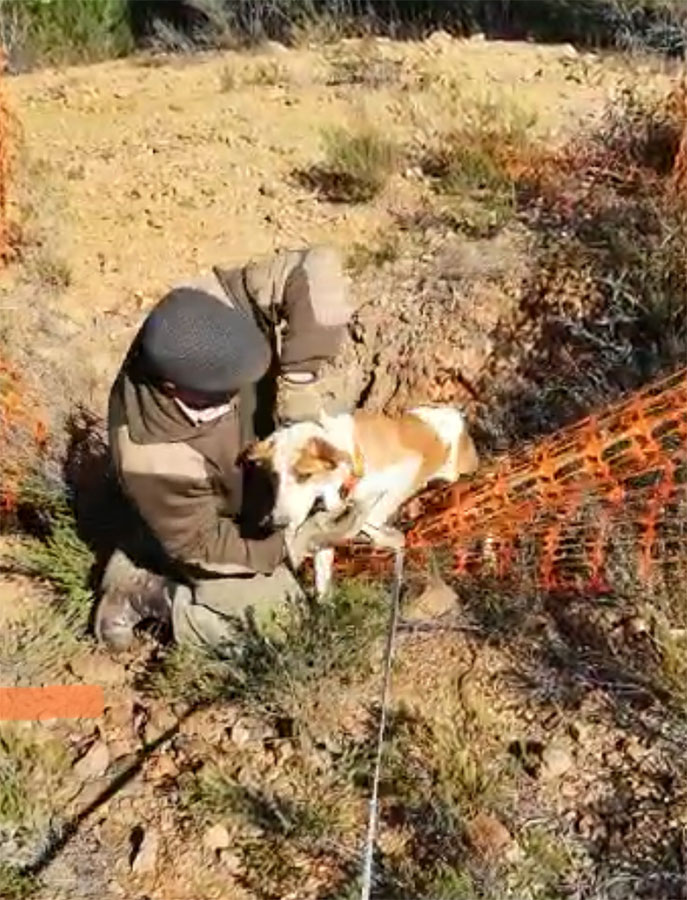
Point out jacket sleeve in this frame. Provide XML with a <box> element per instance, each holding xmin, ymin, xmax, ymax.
<box><xmin>242</xmin><ymin>245</ymin><xmax>355</xmax><ymax>376</ymax></box>
<box><xmin>120</xmin><ymin>467</ymin><xmax>286</xmax><ymax>577</ymax></box>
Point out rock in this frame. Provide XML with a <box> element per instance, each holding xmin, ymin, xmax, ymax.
<box><xmin>229</xmin><ymin>718</ymin><xmax>254</xmax><ymax>748</ymax></box>
<box><xmin>72</xmin><ymin>776</ymin><xmax>111</xmax><ymax>812</ymax></box>
<box><xmin>426</xmin><ymin>29</ymin><xmax>453</xmax><ymax>47</ymax></box>
<box><xmin>465</xmin><ymin>812</ymin><xmax>517</xmax><ymax>861</ymax></box>
<box><xmin>73</xmin><ymin>740</ymin><xmax>110</xmax><ymax>781</ymax></box>
<box><xmin>404</xmin><ymin>576</ymin><xmax>457</xmax><ymax>621</ymax></box>
<box><xmin>108</xmin><ymin>739</ymin><xmax>135</xmax><ymax>761</ymax></box>
<box><xmin>560</xmin><ymin>43</ymin><xmax>578</xmax><ymax>59</ymax></box>
<box><xmin>204</xmin><ymin>823</ymin><xmax>231</xmax><ymax>852</ymax></box>
<box><xmin>262</xmin><ymin>39</ymin><xmax>289</xmax><ymax>55</ymax></box>
<box><xmin>147</xmin><ymin>752</ymin><xmax>178</xmax><ymax>782</ymax></box>
<box><xmin>567</xmin><ymin>720</ymin><xmax>588</xmax><ymax>743</ymax></box>
<box><xmin>103</xmin><ymin>699</ymin><xmax>134</xmax><ymax>733</ymax></box>
<box><xmin>131</xmin><ymin>828</ymin><xmax>159</xmax><ymax>876</ymax></box>
<box><xmin>144</xmin><ymin>706</ymin><xmax>178</xmax><ymax>744</ymax></box>
<box><xmin>68</xmin><ymin>652</ymin><xmax>127</xmax><ymax>686</ymax></box>
<box><xmin>275</xmin><ymin>741</ymin><xmax>295</xmax><ymax>766</ymax></box>
<box><xmin>624</xmin><ymin>736</ymin><xmax>645</xmax><ymax>763</ymax></box>
<box><xmin>540</xmin><ymin>743</ymin><xmax>573</xmax><ymax>780</ymax></box>
<box><xmin>220</xmin><ymin>850</ymin><xmax>243</xmax><ymax>875</ymax></box>
<box><xmin>470</xmin><ymin>32</ymin><xmax>486</xmax><ymax>43</ymax></box>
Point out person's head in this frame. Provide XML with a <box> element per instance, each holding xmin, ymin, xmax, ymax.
<box><xmin>139</xmin><ymin>287</ymin><xmax>271</xmax><ymax>409</ymax></box>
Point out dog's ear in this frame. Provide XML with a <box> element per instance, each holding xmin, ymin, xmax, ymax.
<box><xmin>294</xmin><ymin>437</ymin><xmax>349</xmax><ymax>481</ymax></box>
<box><xmin>238</xmin><ymin>437</ymin><xmax>275</xmax><ymax>467</ymax></box>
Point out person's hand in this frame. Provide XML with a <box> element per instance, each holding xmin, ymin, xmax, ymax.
<box><xmin>286</xmin><ymin>503</ymin><xmax>369</xmax><ymax>568</ymax></box>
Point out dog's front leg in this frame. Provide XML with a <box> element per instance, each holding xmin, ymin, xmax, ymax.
<box><xmin>360</xmin><ymin>523</ymin><xmax>405</xmax><ymax>551</ymax></box>
<box><xmin>314</xmin><ymin>547</ymin><xmax>335</xmax><ymax>598</ymax></box>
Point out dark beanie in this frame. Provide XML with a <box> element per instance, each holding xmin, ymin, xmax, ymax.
<box><xmin>140</xmin><ymin>288</ymin><xmax>271</xmax><ymax>394</ymax></box>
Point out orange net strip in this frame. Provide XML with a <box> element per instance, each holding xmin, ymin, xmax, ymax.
<box><xmin>0</xmin><ymin>360</ymin><xmax>49</xmax><ymax>515</ymax></box>
<box><xmin>326</xmin><ymin>367</ymin><xmax>687</xmax><ymax>594</ymax></box>
<box><xmin>0</xmin><ymin>51</ymin><xmax>8</xmax><ymax>264</ymax></box>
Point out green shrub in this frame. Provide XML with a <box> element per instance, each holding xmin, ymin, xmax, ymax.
<box><xmin>299</xmin><ymin>126</ymin><xmax>399</xmax><ymax>203</ymax></box>
<box><xmin>0</xmin><ymin>0</ymin><xmax>133</xmax><ymax>68</ymax></box>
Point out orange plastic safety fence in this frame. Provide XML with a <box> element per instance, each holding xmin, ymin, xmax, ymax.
<box><xmin>0</xmin><ymin>51</ymin><xmax>8</xmax><ymax>264</ymax></box>
<box><xmin>0</xmin><ymin>361</ymin><xmax>48</xmax><ymax>514</ymax></box>
<box><xmin>330</xmin><ymin>367</ymin><xmax>687</xmax><ymax>594</ymax></box>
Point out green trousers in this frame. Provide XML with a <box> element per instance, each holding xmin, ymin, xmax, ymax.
<box><xmin>169</xmin><ymin>566</ymin><xmax>304</xmax><ymax>654</ymax></box>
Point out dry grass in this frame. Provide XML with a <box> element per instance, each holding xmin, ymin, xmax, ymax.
<box><xmin>0</xmin><ymin>725</ymin><xmax>71</xmax><ymax>869</ymax></box>
<box><xmin>0</xmin><ymin>864</ymin><xmax>36</xmax><ymax>900</ymax></box>
<box><xmin>417</xmin><ymin>95</ymin><xmax>538</xmax><ymax>236</ymax></box>
<box><xmin>298</xmin><ymin>124</ymin><xmax>400</xmax><ymax>203</ymax></box>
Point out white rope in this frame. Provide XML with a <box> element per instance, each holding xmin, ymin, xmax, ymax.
<box><xmin>360</xmin><ymin>547</ymin><xmax>404</xmax><ymax>900</ymax></box>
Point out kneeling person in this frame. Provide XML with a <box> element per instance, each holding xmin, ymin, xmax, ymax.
<box><xmin>95</xmin><ymin>246</ymin><xmax>364</xmax><ymax>654</ymax></box>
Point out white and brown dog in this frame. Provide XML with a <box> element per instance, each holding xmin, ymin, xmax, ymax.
<box><xmin>245</xmin><ymin>406</ymin><xmax>479</xmax><ymax>595</ymax></box>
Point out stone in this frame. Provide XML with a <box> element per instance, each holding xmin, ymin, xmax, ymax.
<box><xmin>131</xmin><ymin>828</ymin><xmax>159</xmax><ymax>876</ymax></box>
<box><xmin>404</xmin><ymin>576</ymin><xmax>457</xmax><ymax>621</ymax></box>
<box><xmin>263</xmin><ymin>39</ymin><xmax>289</xmax><ymax>55</ymax></box>
<box><xmin>540</xmin><ymin>743</ymin><xmax>573</xmax><ymax>780</ymax></box>
<box><xmin>426</xmin><ymin>29</ymin><xmax>453</xmax><ymax>47</ymax></box>
<box><xmin>204</xmin><ymin>823</ymin><xmax>231</xmax><ymax>852</ymax></box>
<box><xmin>229</xmin><ymin>719</ymin><xmax>254</xmax><ymax>749</ymax></box>
<box><xmin>68</xmin><ymin>652</ymin><xmax>127</xmax><ymax>686</ymax></box>
<box><xmin>147</xmin><ymin>752</ymin><xmax>178</xmax><ymax>782</ymax></box>
<box><xmin>144</xmin><ymin>706</ymin><xmax>178</xmax><ymax>744</ymax></box>
<box><xmin>567</xmin><ymin>720</ymin><xmax>588</xmax><ymax>743</ymax></box>
<box><xmin>275</xmin><ymin>741</ymin><xmax>295</xmax><ymax>766</ymax></box>
<box><xmin>72</xmin><ymin>776</ymin><xmax>111</xmax><ymax>812</ymax></box>
<box><xmin>465</xmin><ymin>812</ymin><xmax>517</xmax><ymax>861</ymax></box>
<box><xmin>73</xmin><ymin>740</ymin><xmax>110</xmax><ymax>781</ymax></box>
<box><xmin>220</xmin><ymin>850</ymin><xmax>243</xmax><ymax>875</ymax></box>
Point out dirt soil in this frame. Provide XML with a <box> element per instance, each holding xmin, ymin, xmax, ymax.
<box><xmin>0</xmin><ymin>35</ymin><xmax>674</xmax><ymax>419</ymax></box>
<box><xmin>0</xmin><ymin>33</ymin><xmax>685</xmax><ymax>900</ymax></box>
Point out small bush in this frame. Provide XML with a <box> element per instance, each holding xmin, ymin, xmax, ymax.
<box><xmin>140</xmin><ymin>642</ymin><xmax>229</xmax><ymax>706</ymax></box>
<box><xmin>600</xmin><ymin>82</ymin><xmax>686</xmax><ymax>175</ymax></box>
<box><xmin>9</xmin><ymin>482</ymin><xmax>94</xmax><ymax>630</ymax></box>
<box><xmin>32</xmin><ymin>250</ymin><xmax>71</xmax><ymax>291</ymax></box>
<box><xmin>248</xmin><ymin>58</ymin><xmax>290</xmax><ymax>86</ymax></box>
<box><xmin>0</xmin><ymin>0</ymin><xmax>134</xmax><ymax>69</ymax></box>
<box><xmin>0</xmin><ymin>865</ymin><xmax>37</xmax><ymax>900</ymax></box>
<box><xmin>347</xmin><ymin>232</ymin><xmax>400</xmax><ymax>274</ymax></box>
<box><xmin>299</xmin><ymin>126</ymin><xmax>399</xmax><ymax>203</ymax></box>
<box><xmin>0</xmin><ymin>726</ymin><xmax>69</xmax><ymax>836</ymax></box>
<box><xmin>326</xmin><ymin>50</ymin><xmax>402</xmax><ymax>88</ymax></box>
<box><xmin>219</xmin><ymin>64</ymin><xmax>239</xmax><ymax>92</ymax></box>
<box><xmin>419</xmin><ymin>96</ymin><xmax>537</xmax><ymax>236</ymax></box>
<box><xmin>227</xmin><ymin>579</ymin><xmax>388</xmax><ymax>724</ymax></box>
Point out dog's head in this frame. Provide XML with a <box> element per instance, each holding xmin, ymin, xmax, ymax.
<box><xmin>242</xmin><ymin>421</ymin><xmax>352</xmax><ymax>530</ymax></box>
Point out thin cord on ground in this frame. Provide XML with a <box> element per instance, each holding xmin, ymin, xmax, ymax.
<box><xmin>360</xmin><ymin>547</ymin><xmax>404</xmax><ymax>900</ymax></box>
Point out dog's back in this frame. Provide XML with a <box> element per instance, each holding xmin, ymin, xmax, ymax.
<box><xmin>408</xmin><ymin>405</ymin><xmax>479</xmax><ymax>481</ymax></box>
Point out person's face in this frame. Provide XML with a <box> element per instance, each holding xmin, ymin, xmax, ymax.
<box><xmin>161</xmin><ymin>382</ymin><xmax>233</xmax><ymax>410</ymax></box>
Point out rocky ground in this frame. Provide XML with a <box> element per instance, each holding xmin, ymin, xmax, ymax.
<box><xmin>1</xmin><ymin>31</ymin><xmax>687</xmax><ymax>900</ymax></box>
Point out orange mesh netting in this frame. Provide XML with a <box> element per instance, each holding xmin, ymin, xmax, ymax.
<box><xmin>330</xmin><ymin>367</ymin><xmax>687</xmax><ymax>594</ymax></box>
<box><xmin>0</xmin><ymin>361</ymin><xmax>48</xmax><ymax>514</ymax></box>
<box><xmin>0</xmin><ymin>51</ymin><xmax>8</xmax><ymax>263</ymax></box>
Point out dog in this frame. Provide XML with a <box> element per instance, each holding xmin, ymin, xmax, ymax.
<box><xmin>243</xmin><ymin>405</ymin><xmax>480</xmax><ymax>596</ymax></box>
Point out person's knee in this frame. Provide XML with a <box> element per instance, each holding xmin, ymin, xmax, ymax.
<box><xmin>302</xmin><ymin>245</ymin><xmax>353</xmax><ymax>328</ymax></box>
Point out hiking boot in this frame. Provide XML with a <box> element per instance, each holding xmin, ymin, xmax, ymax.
<box><xmin>94</xmin><ymin>549</ymin><xmax>172</xmax><ymax>652</ymax></box>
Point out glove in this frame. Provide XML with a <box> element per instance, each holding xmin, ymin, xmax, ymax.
<box><xmin>286</xmin><ymin>502</ymin><xmax>369</xmax><ymax>568</ymax></box>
